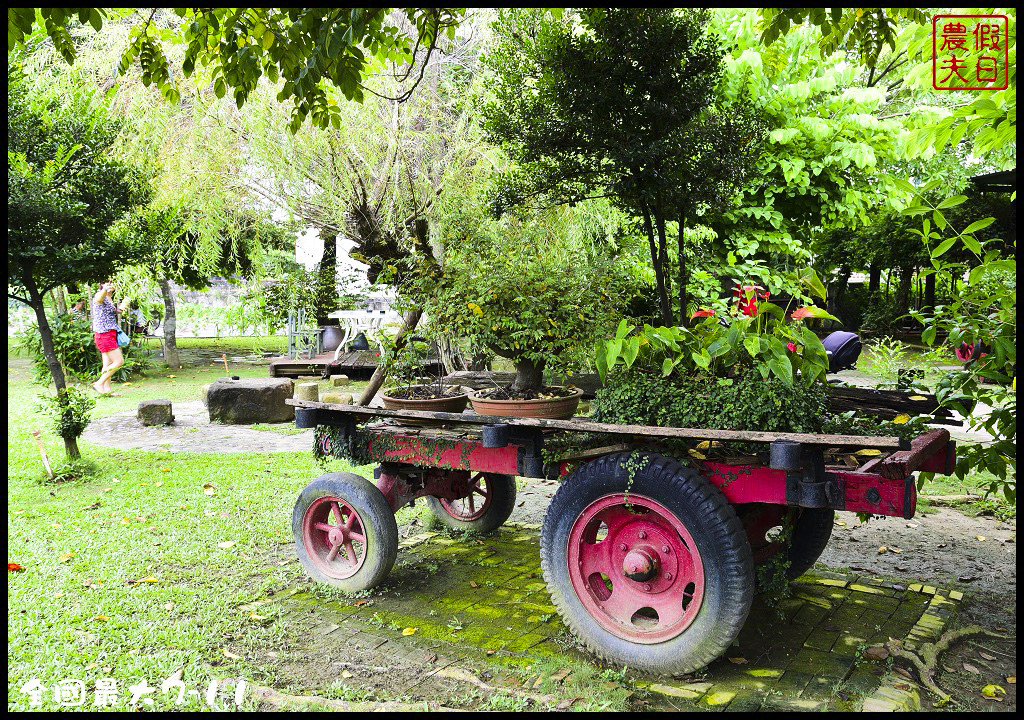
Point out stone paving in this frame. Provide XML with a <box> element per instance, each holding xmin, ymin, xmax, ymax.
<box><xmin>83</xmin><ymin>401</ymin><xmax>314</xmax><ymax>454</ymax></box>
<box><xmin>265</xmin><ymin>524</ymin><xmax>960</xmax><ymax>712</ymax></box>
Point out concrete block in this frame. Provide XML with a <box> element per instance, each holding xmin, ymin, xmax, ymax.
<box><xmin>138</xmin><ymin>399</ymin><xmax>174</xmax><ymax>426</ymax></box>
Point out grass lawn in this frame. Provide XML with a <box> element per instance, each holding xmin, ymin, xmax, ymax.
<box><xmin>7</xmin><ymin>338</ymin><xmax>396</xmax><ymax>711</ymax></box>
<box><xmin>7</xmin><ymin>336</ymin><xmax>1012</xmax><ymax>710</ymax></box>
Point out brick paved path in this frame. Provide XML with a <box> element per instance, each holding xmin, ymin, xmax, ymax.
<box><xmin>264</xmin><ymin>524</ymin><xmax>958</xmax><ymax>711</ymax></box>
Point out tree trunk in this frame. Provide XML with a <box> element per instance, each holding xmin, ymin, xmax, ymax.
<box><xmin>831</xmin><ymin>267</ymin><xmax>851</xmax><ymax>318</ymax></box>
<box><xmin>158</xmin><ymin>277</ymin><xmax>181</xmax><ymax>369</ymax></box>
<box><xmin>511</xmin><ymin>357</ymin><xmax>546</xmax><ymax>393</ymax></box>
<box><xmin>654</xmin><ymin>208</ymin><xmax>673</xmax><ymax>326</ymax></box>
<box><xmin>895</xmin><ymin>266</ymin><xmax>914</xmax><ymax>316</ymax></box>
<box><xmin>358</xmin><ymin>307</ymin><xmax>423</xmax><ymax>406</ymax></box>
<box><xmin>641</xmin><ymin>205</ymin><xmax>670</xmax><ymax>326</ymax></box>
<box><xmin>677</xmin><ymin>211</ymin><xmax>688</xmax><ymax>326</ymax></box>
<box><xmin>51</xmin><ymin>286</ymin><xmax>68</xmax><ymax>316</ymax></box>
<box><xmin>26</xmin><ymin>280</ymin><xmax>80</xmax><ymax>460</ymax></box>
<box><xmin>868</xmin><ymin>261</ymin><xmax>882</xmax><ymax>296</ymax></box>
<box><xmin>924</xmin><ymin>271</ymin><xmax>936</xmax><ymax>313</ymax></box>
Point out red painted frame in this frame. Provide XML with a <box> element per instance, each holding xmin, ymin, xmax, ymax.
<box><xmin>363</xmin><ymin>431</ymin><xmax>955</xmax><ymax>521</ymax></box>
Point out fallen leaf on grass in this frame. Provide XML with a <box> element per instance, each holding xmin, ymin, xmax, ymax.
<box><xmin>963</xmin><ymin>662</ymin><xmax>981</xmax><ymax>674</ymax></box>
<box><xmin>163</xmin><ymin>602</ymin><xmax>174</xmax><ymax>611</ymax></box>
<box><xmin>159</xmin><ymin>467</ymin><xmax>171</xmax><ymax>473</ymax></box>
<box><xmin>102</xmin><ymin>488</ymin><xmax>112</xmax><ymax>493</ymax></box>
<box><xmin>978</xmin><ymin>650</ymin><xmax>997</xmax><ymax>661</ymax></box>
<box><xmin>83</xmin><ymin>578</ymin><xmax>103</xmax><ymax>589</ymax></box>
<box><xmin>92</xmin><ymin>615</ymin><xmax>109</xmax><ymax>623</ymax></box>
<box><xmin>223</xmin><ymin>648</ymin><xmax>241</xmax><ymax>660</ymax></box>
<box><xmin>154</xmin><ymin>482</ymin><xmax>163</xmax><ymax>488</ymax></box>
<box><xmin>864</xmin><ymin>646</ymin><xmax>889</xmax><ymax>661</ymax></box>
<box><xmin>340</xmin><ymin>670</ymin><xmax>353</xmax><ymax>679</ymax></box>
<box><xmin>402</xmin><ymin>627</ymin><xmax>418</xmax><ymax>636</ymax></box>
<box><xmin>981</xmin><ymin>685</ymin><xmax>1006</xmax><ymax>700</ymax></box>
<box><xmin>218</xmin><ymin>541</ymin><xmax>236</xmax><ymax>549</ymax></box>
<box><xmin>976</xmin><ymin>535</ymin><xmax>986</xmax><ymax>541</ymax></box>
<box><xmin>9</xmin><ymin>562</ymin><xmax>25</xmax><ymax>572</ymax></box>
<box><xmin>469</xmin><ymin>581</ymin><xmax>478</xmax><ymax>588</ymax></box>
<box><xmin>82</xmin><ymin>501</ymin><xmax>101</xmax><ymax>511</ymax></box>
<box><xmin>128</xmin><ymin>576</ymin><xmax>159</xmax><ymax>585</ymax></box>
<box><xmin>203</xmin><ymin>484</ymin><xmax>216</xmax><ymax>495</ymax></box>
<box><xmin>60</xmin><ymin>553</ymin><xmax>75</xmax><ymax>563</ymax></box>
<box><xmin>878</xmin><ymin>546</ymin><xmax>889</xmax><ymax>554</ymax></box>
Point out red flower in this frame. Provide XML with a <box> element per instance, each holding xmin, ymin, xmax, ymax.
<box><xmin>791</xmin><ymin>307</ymin><xmax>814</xmax><ymax>320</ymax></box>
<box><xmin>740</xmin><ymin>303</ymin><xmax>758</xmax><ymax>317</ymax></box>
<box><xmin>8</xmin><ymin>562</ymin><xmax>24</xmax><ymax>573</ymax></box>
<box><xmin>787</xmin><ymin>342</ymin><xmax>798</xmax><ymax>353</ymax></box>
<box><xmin>690</xmin><ymin>309</ymin><xmax>716</xmax><ymax>319</ymax></box>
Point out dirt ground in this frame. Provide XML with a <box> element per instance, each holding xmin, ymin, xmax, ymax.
<box><xmin>506</xmin><ymin>477</ymin><xmax>1017</xmax><ymax>711</ymax></box>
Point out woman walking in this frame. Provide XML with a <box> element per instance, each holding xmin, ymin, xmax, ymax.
<box><xmin>92</xmin><ymin>281</ymin><xmax>129</xmax><ymax>396</ymax></box>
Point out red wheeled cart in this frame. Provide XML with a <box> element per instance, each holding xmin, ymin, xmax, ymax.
<box><xmin>288</xmin><ymin>399</ymin><xmax>956</xmax><ymax>675</ymax></box>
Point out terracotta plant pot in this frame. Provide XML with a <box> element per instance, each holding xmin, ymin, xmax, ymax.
<box><xmin>380</xmin><ymin>385</ymin><xmax>470</xmax><ymax>417</ymax></box>
<box><xmin>468</xmin><ymin>387</ymin><xmax>583</xmax><ymax>420</ymax></box>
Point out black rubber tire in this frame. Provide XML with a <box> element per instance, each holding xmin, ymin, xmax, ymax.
<box><xmin>540</xmin><ymin>452</ymin><xmax>754</xmax><ymax>675</ymax></box>
<box><xmin>425</xmin><ymin>473</ymin><xmax>517</xmax><ymax>533</ymax></box>
<box><xmin>785</xmin><ymin>508</ymin><xmax>835</xmax><ymax>580</ymax></box>
<box><xmin>292</xmin><ymin>473</ymin><xmax>398</xmax><ymax>591</ymax></box>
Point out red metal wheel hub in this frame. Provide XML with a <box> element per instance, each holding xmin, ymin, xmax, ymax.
<box><xmin>302</xmin><ymin>497</ymin><xmax>367</xmax><ymax>579</ymax></box>
<box><xmin>568</xmin><ymin>494</ymin><xmax>705</xmax><ymax>644</ymax></box>
<box><xmin>439</xmin><ymin>472</ymin><xmax>493</xmax><ymax>521</ymax></box>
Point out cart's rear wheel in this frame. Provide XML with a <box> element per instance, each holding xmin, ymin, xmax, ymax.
<box><xmin>541</xmin><ymin>452</ymin><xmax>753</xmax><ymax>675</ymax></box>
<box><xmin>740</xmin><ymin>504</ymin><xmax>835</xmax><ymax>580</ymax></box>
<box><xmin>293</xmin><ymin>473</ymin><xmax>398</xmax><ymax>591</ymax></box>
<box><xmin>426</xmin><ymin>472</ymin><xmax>516</xmax><ymax>533</ymax></box>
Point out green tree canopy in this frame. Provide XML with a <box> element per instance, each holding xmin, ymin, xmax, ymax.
<box><xmin>481</xmin><ymin>8</ymin><xmax>764</xmax><ymax>325</ymax></box>
<box><xmin>8</xmin><ymin>61</ymin><xmax>151</xmax><ymax>458</ymax></box>
<box><xmin>8</xmin><ymin>8</ymin><xmax>465</xmax><ymax>132</ymax></box>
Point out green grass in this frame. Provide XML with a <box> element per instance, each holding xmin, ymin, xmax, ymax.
<box><xmin>7</xmin><ymin>336</ymin><xmax>1011</xmax><ymax>710</ymax></box>
<box><xmin>7</xmin><ymin>345</ymin><xmax>376</xmax><ymax>711</ymax></box>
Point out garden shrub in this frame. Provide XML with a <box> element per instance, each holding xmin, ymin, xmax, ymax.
<box><xmin>18</xmin><ymin>313</ymin><xmax>149</xmax><ymax>384</ymax></box>
<box><xmin>591</xmin><ymin>370</ymin><xmax>830</xmax><ymax>435</ymax></box>
<box><xmin>37</xmin><ymin>386</ymin><xmax>95</xmax><ymax>444</ymax></box>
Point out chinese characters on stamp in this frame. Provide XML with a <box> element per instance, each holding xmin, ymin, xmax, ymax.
<box><xmin>933</xmin><ymin>14</ymin><xmax>1010</xmax><ymax>91</ymax></box>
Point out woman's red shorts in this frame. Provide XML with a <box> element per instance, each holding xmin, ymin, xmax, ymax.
<box><xmin>94</xmin><ymin>330</ymin><xmax>119</xmax><ymax>353</ymax></box>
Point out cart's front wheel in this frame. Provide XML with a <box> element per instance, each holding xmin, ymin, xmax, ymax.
<box><xmin>541</xmin><ymin>453</ymin><xmax>753</xmax><ymax>675</ymax></box>
<box><xmin>293</xmin><ymin>473</ymin><xmax>398</xmax><ymax>591</ymax></box>
<box><xmin>426</xmin><ymin>472</ymin><xmax>516</xmax><ymax>533</ymax></box>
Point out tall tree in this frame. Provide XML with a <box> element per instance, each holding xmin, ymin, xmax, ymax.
<box><xmin>8</xmin><ymin>64</ymin><xmax>150</xmax><ymax>458</ymax></box>
<box><xmin>481</xmin><ymin>8</ymin><xmax>763</xmax><ymax>325</ymax></box>
<box><xmin>8</xmin><ymin>8</ymin><xmax>465</xmax><ymax>131</ymax></box>
<box><xmin>114</xmin><ymin>206</ymin><xmax>270</xmax><ymax>368</ymax></box>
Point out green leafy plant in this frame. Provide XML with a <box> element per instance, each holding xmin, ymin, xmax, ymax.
<box><xmin>896</xmin><ymin>179</ymin><xmax>1016</xmax><ymax>503</ymax></box>
<box><xmin>37</xmin><ymin>387</ymin><xmax>95</xmax><ymax>455</ymax></box>
<box><xmin>595</xmin><ymin>269</ymin><xmax>836</xmax><ymax>387</ymax></box>
<box><xmin>417</xmin><ymin>203</ymin><xmax>627</xmax><ymax>395</ymax></box>
<box><xmin>18</xmin><ymin>313</ymin><xmax>149</xmax><ymax>384</ymax></box>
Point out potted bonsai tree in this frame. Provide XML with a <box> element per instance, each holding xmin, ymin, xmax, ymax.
<box><xmin>419</xmin><ymin>204</ymin><xmax>626</xmax><ymax>419</ymax></box>
<box><xmin>379</xmin><ymin>334</ymin><xmax>470</xmax><ymax>416</ymax></box>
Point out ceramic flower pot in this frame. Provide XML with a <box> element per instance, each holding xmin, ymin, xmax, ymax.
<box><xmin>467</xmin><ymin>387</ymin><xmax>582</xmax><ymax>420</ymax></box>
<box><xmin>380</xmin><ymin>385</ymin><xmax>470</xmax><ymax>422</ymax></box>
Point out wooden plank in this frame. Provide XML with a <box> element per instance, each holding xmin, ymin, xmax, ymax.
<box><xmin>287</xmin><ymin>399</ymin><xmax>905</xmax><ymax>449</ymax></box>
<box><xmin>879</xmin><ymin>428</ymin><xmax>951</xmax><ymax>480</ymax></box>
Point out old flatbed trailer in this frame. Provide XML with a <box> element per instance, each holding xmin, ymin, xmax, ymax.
<box><xmin>287</xmin><ymin>398</ymin><xmax>956</xmax><ymax>675</ymax></box>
